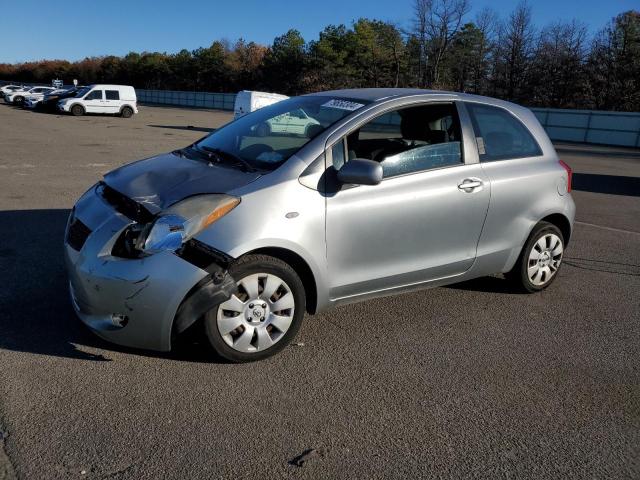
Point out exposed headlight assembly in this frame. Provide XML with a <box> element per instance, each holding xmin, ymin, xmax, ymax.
<box><xmin>137</xmin><ymin>194</ymin><xmax>239</xmax><ymax>254</ymax></box>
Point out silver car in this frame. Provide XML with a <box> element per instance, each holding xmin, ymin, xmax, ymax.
<box><xmin>65</xmin><ymin>89</ymin><xmax>575</xmax><ymax>362</ymax></box>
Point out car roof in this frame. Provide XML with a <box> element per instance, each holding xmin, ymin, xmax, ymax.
<box><xmin>88</xmin><ymin>84</ymin><xmax>134</xmax><ymax>89</ymax></box>
<box><xmin>305</xmin><ymin>88</ymin><xmax>451</xmax><ymax>101</ymax></box>
<box><xmin>304</xmin><ymin>88</ymin><xmax>525</xmax><ymax>112</ymax></box>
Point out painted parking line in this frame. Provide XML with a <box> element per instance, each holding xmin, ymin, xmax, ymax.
<box><xmin>575</xmin><ymin>220</ymin><xmax>640</xmax><ymax>236</ymax></box>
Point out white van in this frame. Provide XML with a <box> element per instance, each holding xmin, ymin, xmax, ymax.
<box><xmin>233</xmin><ymin>90</ymin><xmax>288</xmax><ymax>119</ymax></box>
<box><xmin>58</xmin><ymin>84</ymin><xmax>138</xmax><ymax>117</ymax></box>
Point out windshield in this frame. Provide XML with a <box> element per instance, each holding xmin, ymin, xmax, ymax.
<box><xmin>194</xmin><ymin>96</ymin><xmax>370</xmax><ymax>171</ymax></box>
<box><xmin>74</xmin><ymin>86</ymin><xmax>91</xmax><ymax>98</ymax></box>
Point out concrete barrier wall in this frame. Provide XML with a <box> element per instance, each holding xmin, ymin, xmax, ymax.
<box><xmin>135</xmin><ymin>89</ymin><xmax>236</xmax><ymax>111</ymax></box>
<box><xmin>531</xmin><ymin>108</ymin><xmax>640</xmax><ymax>148</ymax></box>
<box><xmin>2</xmin><ymin>80</ymin><xmax>638</xmax><ymax>147</ymax></box>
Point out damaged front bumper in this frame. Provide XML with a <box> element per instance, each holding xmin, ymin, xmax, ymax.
<box><xmin>64</xmin><ymin>185</ymin><xmax>236</xmax><ymax>352</ymax></box>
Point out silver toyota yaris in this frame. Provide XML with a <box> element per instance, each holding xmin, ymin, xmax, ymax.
<box><xmin>65</xmin><ymin>89</ymin><xmax>575</xmax><ymax>362</ymax></box>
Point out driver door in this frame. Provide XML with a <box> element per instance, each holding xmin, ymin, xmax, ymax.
<box><xmin>325</xmin><ymin>101</ymin><xmax>490</xmax><ymax>301</ymax></box>
<box><xmin>83</xmin><ymin>89</ymin><xmax>104</xmax><ymax>113</ymax></box>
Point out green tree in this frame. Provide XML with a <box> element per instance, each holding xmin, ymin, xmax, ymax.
<box><xmin>262</xmin><ymin>29</ymin><xmax>307</xmax><ymax>94</ymax></box>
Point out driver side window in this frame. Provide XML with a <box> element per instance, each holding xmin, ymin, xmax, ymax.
<box><xmin>85</xmin><ymin>90</ymin><xmax>102</xmax><ymax>100</ymax></box>
<box><xmin>345</xmin><ymin>103</ymin><xmax>464</xmax><ymax>178</ymax></box>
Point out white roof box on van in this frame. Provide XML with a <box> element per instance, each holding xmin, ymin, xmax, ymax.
<box><xmin>234</xmin><ymin>90</ymin><xmax>288</xmax><ymax>119</ymax></box>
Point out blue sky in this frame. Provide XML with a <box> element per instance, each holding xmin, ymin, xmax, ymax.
<box><xmin>0</xmin><ymin>0</ymin><xmax>636</xmax><ymax>63</ymax></box>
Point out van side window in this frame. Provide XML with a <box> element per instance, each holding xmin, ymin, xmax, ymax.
<box><xmin>466</xmin><ymin>103</ymin><xmax>542</xmax><ymax>161</ymax></box>
<box><xmin>85</xmin><ymin>90</ymin><xmax>103</xmax><ymax>100</ymax></box>
<box><xmin>345</xmin><ymin>103</ymin><xmax>463</xmax><ymax>179</ymax></box>
<box><xmin>105</xmin><ymin>90</ymin><xmax>120</xmax><ymax>100</ymax></box>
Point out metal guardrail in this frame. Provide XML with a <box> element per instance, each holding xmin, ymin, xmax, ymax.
<box><xmin>2</xmin><ymin>80</ymin><xmax>638</xmax><ymax>147</ymax></box>
<box><xmin>531</xmin><ymin>108</ymin><xmax>640</xmax><ymax>148</ymax></box>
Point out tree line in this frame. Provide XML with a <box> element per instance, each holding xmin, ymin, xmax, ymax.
<box><xmin>1</xmin><ymin>1</ymin><xmax>638</xmax><ymax>111</ymax></box>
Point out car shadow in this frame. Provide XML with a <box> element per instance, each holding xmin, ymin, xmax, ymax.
<box><xmin>0</xmin><ymin>209</ymin><xmax>226</xmax><ymax>363</ymax></box>
<box><xmin>444</xmin><ymin>275</ymin><xmax>524</xmax><ymax>294</ymax></box>
<box><xmin>148</xmin><ymin>124</ymin><xmax>216</xmax><ymax>133</ymax></box>
<box><xmin>572</xmin><ymin>173</ymin><xmax>640</xmax><ymax>197</ymax></box>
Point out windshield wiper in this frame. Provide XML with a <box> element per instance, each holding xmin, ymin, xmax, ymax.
<box><xmin>198</xmin><ymin>145</ymin><xmax>257</xmax><ymax>173</ymax></box>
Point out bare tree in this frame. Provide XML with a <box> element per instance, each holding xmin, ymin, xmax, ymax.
<box><xmin>492</xmin><ymin>1</ymin><xmax>536</xmax><ymax>101</ymax></box>
<box><xmin>473</xmin><ymin>7</ymin><xmax>498</xmax><ymax>93</ymax></box>
<box><xmin>411</xmin><ymin>0</ymin><xmax>431</xmax><ymax>87</ymax></box>
<box><xmin>426</xmin><ymin>0</ymin><xmax>471</xmax><ymax>87</ymax></box>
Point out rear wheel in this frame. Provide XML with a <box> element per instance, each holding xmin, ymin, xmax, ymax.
<box><xmin>71</xmin><ymin>104</ymin><xmax>85</xmax><ymax>116</ymax></box>
<box><xmin>121</xmin><ymin>106</ymin><xmax>133</xmax><ymax>118</ymax></box>
<box><xmin>507</xmin><ymin>221</ymin><xmax>564</xmax><ymax>292</ymax></box>
<box><xmin>203</xmin><ymin>254</ymin><xmax>305</xmax><ymax>362</ymax></box>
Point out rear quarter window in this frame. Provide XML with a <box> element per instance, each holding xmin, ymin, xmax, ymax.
<box><xmin>466</xmin><ymin>103</ymin><xmax>542</xmax><ymax>162</ymax></box>
<box><xmin>105</xmin><ymin>90</ymin><xmax>120</xmax><ymax>100</ymax></box>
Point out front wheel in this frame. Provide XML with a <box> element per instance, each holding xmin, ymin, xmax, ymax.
<box><xmin>71</xmin><ymin>104</ymin><xmax>85</xmax><ymax>116</ymax></box>
<box><xmin>121</xmin><ymin>106</ymin><xmax>133</xmax><ymax>118</ymax></box>
<box><xmin>507</xmin><ymin>221</ymin><xmax>564</xmax><ymax>292</ymax></box>
<box><xmin>203</xmin><ymin>254</ymin><xmax>305</xmax><ymax>362</ymax></box>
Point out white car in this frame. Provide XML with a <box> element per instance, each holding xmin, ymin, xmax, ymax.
<box><xmin>234</xmin><ymin>90</ymin><xmax>289</xmax><ymax>119</ymax></box>
<box><xmin>23</xmin><ymin>88</ymin><xmax>66</xmax><ymax>109</ymax></box>
<box><xmin>58</xmin><ymin>84</ymin><xmax>138</xmax><ymax>117</ymax></box>
<box><xmin>256</xmin><ymin>108</ymin><xmax>322</xmax><ymax>137</ymax></box>
<box><xmin>0</xmin><ymin>84</ymin><xmax>26</xmax><ymax>98</ymax></box>
<box><xmin>4</xmin><ymin>86</ymin><xmax>55</xmax><ymax>105</ymax></box>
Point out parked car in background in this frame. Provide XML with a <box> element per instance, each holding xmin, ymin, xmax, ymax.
<box><xmin>23</xmin><ymin>88</ymin><xmax>66</xmax><ymax>109</ymax></box>
<box><xmin>234</xmin><ymin>90</ymin><xmax>288</xmax><ymax>119</ymax></box>
<box><xmin>0</xmin><ymin>84</ymin><xmax>26</xmax><ymax>98</ymax></box>
<box><xmin>4</xmin><ymin>86</ymin><xmax>55</xmax><ymax>105</ymax></box>
<box><xmin>58</xmin><ymin>84</ymin><xmax>138</xmax><ymax>117</ymax></box>
<box><xmin>255</xmin><ymin>108</ymin><xmax>322</xmax><ymax>137</ymax></box>
<box><xmin>39</xmin><ymin>86</ymin><xmax>84</xmax><ymax>112</ymax></box>
<box><xmin>65</xmin><ymin>89</ymin><xmax>575</xmax><ymax>363</ymax></box>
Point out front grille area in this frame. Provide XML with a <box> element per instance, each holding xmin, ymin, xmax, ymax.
<box><xmin>98</xmin><ymin>182</ymin><xmax>154</xmax><ymax>224</ymax></box>
<box><xmin>66</xmin><ymin>218</ymin><xmax>92</xmax><ymax>251</ymax></box>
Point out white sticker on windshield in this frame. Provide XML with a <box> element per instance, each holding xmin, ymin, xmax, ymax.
<box><xmin>322</xmin><ymin>99</ymin><xmax>365</xmax><ymax>111</ymax></box>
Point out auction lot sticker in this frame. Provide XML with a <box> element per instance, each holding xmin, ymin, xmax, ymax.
<box><xmin>322</xmin><ymin>99</ymin><xmax>365</xmax><ymax>111</ymax></box>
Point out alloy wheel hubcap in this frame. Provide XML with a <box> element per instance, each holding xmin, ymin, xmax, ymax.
<box><xmin>216</xmin><ymin>273</ymin><xmax>295</xmax><ymax>353</ymax></box>
<box><xmin>527</xmin><ymin>233</ymin><xmax>563</xmax><ymax>286</ymax></box>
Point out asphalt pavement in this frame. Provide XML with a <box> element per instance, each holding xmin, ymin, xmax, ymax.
<box><xmin>0</xmin><ymin>102</ymin><xmax>638</xmax><ymax>479</ymax></box>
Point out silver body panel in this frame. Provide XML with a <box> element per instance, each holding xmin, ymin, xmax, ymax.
<box><xmin>66</xmin><ymin>89</ymin><xmax>575</xmax><ymax>351</ymax></box>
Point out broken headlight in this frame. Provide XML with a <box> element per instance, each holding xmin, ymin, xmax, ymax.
<box><xmin>136</xmin><ymin>194</ymin><xmax>240</xmax><ymax>255</ymax></box>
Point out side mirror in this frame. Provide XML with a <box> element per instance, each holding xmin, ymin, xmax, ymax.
<box><xmin>337</xmin><ymin>158</ymin><xmax>383</xmax><ymax>186</ymax></box>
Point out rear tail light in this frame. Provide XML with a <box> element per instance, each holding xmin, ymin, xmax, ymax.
<box><xmin>559</xmin><ymin>159</ymin><xmax>572</xmax><ymax>193</ymax></box>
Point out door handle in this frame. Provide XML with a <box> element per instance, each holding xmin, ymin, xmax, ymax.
<box><xmin>458</xmin><ymin>178</ymin><xmax>484</xmax><ymax>192</ymax></box>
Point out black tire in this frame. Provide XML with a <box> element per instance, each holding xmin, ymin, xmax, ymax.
<box><xmin>256</xmin><ymin>122</ymin><xmax>270</xmax><ymax>137</ymax></box>
<box><xmin>121</xmin><ymin>106</ymin><xmax>133</xmax><ymax>118</ymax></box>
<box><xmin>203</xmin><ymin>254</ymin><xmax>306</xmax><ymax>363</ymax></box>
<box><xmin>13</xmin><ymin>96</ymin><xmax>24</xmax><ymax>105</ymax></box>
<box><xmin>506</xmin><ymin>221</ymin><xmax>565</xmax><ymax>293</ymax></box>
<box><xmin>71</xmin><ymin>104</ymin><xmax>85</xmax><ymax>116</ymax></box>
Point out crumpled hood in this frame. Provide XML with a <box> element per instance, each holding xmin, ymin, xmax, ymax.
<box><xmin>103</xmin><ymin>152</ymin><xmax>262</xmax><ymax>214</ymax></box>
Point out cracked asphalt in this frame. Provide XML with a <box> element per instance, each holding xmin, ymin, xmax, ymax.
<box><xmin>0</xmin><ymin>103</ymin><xmax>638</xmax><ymax>479</ymax></box>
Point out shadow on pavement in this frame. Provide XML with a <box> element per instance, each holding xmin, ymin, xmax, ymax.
<box><xmin>572</xmin><ymin>172</ymin><xmax>640</xmax><ymax>197</ymax></box>
<box><xmin>0</xmin><ymin>209</ymin><xmax>222</xmax><ymax>363</ymax></box>
<box><xmin>148</xmin><ymin>124</ymin><xmax>216</xmax><ymax>133</ymax></box>
<box><xmin>444</xmin><ymin>275</ymin><xmax>522</xmax><ymax>294</ymax></box>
